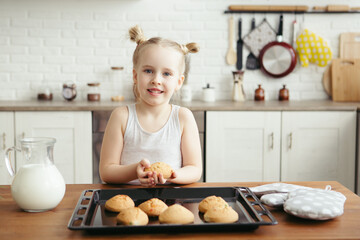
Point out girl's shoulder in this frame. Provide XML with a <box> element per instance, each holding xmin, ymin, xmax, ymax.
<box><xmin>111</xmin><ymin>105</ymin><xmax>129</xmax><ymax>118</ymax></box>
<box><xmin>109</xmin><ymin>106</ymin><xmax>130</xmax><ymax>128</ymax></box>
<box><xmin>178</xmin><ymin>106</ymin><xmax>193</xmax><ymax>118</ymax></box>
<box><xmin>178</xmin><ymin>106</ymin><xmax>196</xmax><ymax>129</ymax></box>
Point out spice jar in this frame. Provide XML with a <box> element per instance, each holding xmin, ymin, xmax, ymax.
<box><xmin>254</xmin><ymin>84</ymin><xmax>265</xmax><ymax>101</ymax></box>
<box><xmin>37</xmin><ymin>88</ymin><xmax>53</xmax><ymax>101</ymax></box>
<box><xmin>87</xmin><ymin>82</ymin><xmax>101</xmax><ymax>101</ymax></box>
<box><xmin>279</xmin><ymin>85</ymin><xmax>289</xmax><ymax>101</ymax></box>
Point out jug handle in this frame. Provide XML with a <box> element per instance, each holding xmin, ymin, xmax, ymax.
<box><xmin>5</xmin><ymin>146</ymin><xmax>20</xmax><ymax>177</ymax></box>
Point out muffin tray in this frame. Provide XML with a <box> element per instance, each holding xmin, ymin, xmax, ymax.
<box><xmin>68</xmin><ymin>187</ymin><xmax>277</xmax><ymax>233</ymax></box>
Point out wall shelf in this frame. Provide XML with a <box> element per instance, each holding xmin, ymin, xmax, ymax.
<box><xmin>224</xmin><ymin>10</ymin><xmax>360</xmax><ymax>14</ymax></box>
<box><xmin>225</xmin><ymin>5</ymin><xmax>360</xmax><ymax>14</ymax></box>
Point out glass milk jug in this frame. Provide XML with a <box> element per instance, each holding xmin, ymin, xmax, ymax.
<box><xmin>5</xmin><ymin>137</ymin><xmax>65</xmax><ymax>212</ymax></box>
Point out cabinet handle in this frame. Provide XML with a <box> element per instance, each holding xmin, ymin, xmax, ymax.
<box><xmin>289</xmin><ymin>132</ymin><xmax>293</xmax><ymax>149</ymax></box>
<box><xmin>2</xmin><ymin>133</ymin><xmax>5</xmax><ymax>150</ymax></box>
<box><xmin>21</xmin><ymin>132</ymin><xmax>25</xmax><ymax>139</ymax></box>
<box><xmin>270</xmin><ymin>132</ymin><xmax>274</xmax><ymax>150</ymax></box>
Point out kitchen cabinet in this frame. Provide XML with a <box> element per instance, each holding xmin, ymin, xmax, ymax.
<box><xmin>0</xmin><ymin>111</ymin><xmax>92</xmax><ymax>184</ymax></box>
<box><xmin>0</xmin><ymin>112</ymin><xmax>15</xmax><ymax>185</ymax></box>
<box><xmin>206</xmin><ymin>111</ymin><xmax>356</xmax><ymax>191</ymax></box>
<box><xmin>281</xmin><ymin>111</ymin><xmax>356</xmax><ymax>191</ymax></box>
<box><xmin>206</xmin><ymin>111</ymin><xmax>281</xmax><ymax>182</ymax></box>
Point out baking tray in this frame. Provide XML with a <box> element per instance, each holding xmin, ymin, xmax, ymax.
<box><xmin>68</xmin><ymin>187</ymin><xmax>277</xmax><ymax>233</ymax></box>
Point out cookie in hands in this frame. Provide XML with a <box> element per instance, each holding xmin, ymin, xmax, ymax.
<box><xmin>144</xmin><ymin>162</ymin><xmax>174</xmax><ymax>179</ymax></box>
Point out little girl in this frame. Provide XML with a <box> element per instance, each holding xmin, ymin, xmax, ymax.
<box><xmin>99</xmin><ymin>25</ymin><xmax>202</xmax><ymax>186</ymax></box>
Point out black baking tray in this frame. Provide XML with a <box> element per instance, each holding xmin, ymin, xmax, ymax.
<box><xmin>68</xmin><ymin>187</ymin><xmax>277</xmax><ymax>233</ymax></box>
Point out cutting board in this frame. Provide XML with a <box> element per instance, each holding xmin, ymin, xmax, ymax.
<box><xmin>331</xmin><ymin>59</ymin><xmax>360</xmax><ymax>101</ymax></box>
<box><xmin>340</xmin><ymin>32</ymin><xmax>360</xmax><ymax>58</ymax></box>
<box><xmin>322</xmin><ymin>32</ymin><xmax>360</xmax><ymax>97</ymax></box>
<box><xmin>322</xmin><ymin>64</ymin><xmax>332</xmax><ymax>96</ymax></box>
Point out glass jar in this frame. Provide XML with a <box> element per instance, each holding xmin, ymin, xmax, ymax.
<box><xmin>37</xmin><ymin>88</ymin><xmax>53</xmax><ymax>101</ymax></box>
<box><xmin>87</xmin><ymin>82</ymin><xmax>100</xmax><ymax>101</ymax></box>
<box><xmin>110</xmin><ymin>66</ymin><xmax>124</xmax><ymax>99</ymax></box>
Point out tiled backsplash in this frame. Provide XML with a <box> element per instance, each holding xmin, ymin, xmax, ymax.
<box><xmin>0</xmin><ymin>0</ymin><xmax>359</xmax><ymax>101</ymax></box>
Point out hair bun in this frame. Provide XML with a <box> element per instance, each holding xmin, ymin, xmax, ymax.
<box><xmin>129</xmin><ymin>25</ymin><xmax>147</xmax><ymax>45</ymax></box>
<box><xmin>182</xmin><ymin>42</ymin><xmax>200</xmax><ymax>54</ymax></box>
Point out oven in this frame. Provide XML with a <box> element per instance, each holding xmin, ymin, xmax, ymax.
<box><xmin>92</xmin><ymin>110</ymin><xmax>205</xmax><ymax>183</ymax></box>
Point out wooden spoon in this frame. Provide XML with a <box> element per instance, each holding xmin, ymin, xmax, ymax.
<box><xmin>226</xmin><ymin>16</ymin><xmax>237</xmax><ymax>65</ymax></box>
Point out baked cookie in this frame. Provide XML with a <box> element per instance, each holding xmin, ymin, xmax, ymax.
<box><xmin>105</xmin><ymin>194</ymin><xmax>135</xmax><ymax>212</ymax></box>
<box><xmin>198</xmin><ymin>195</ymin><xmax>229</xmax><ymax>213</ymax></box>
<box><xmin>144</xmin><ymin>162</ymin><xmax>174</xmax><ymax>179</ymax></box>
<box><xmin>116</xmin><ymin>207</ymin><xmax>149</xmax><ymax>226</ymax></box>
<box><xmin>159</xmin><ymin>204</ymin><xmax>194</xmax><ymax>224</ymax></box>
<box><xmin>138</xmin><ymin>198</ymin><xmax>168</xmax><ymax>217</ymax></box>
<box><xmin>204</xmin><ymin>205</ymin><xmax>239</xmax><ymax>223</ymax></box>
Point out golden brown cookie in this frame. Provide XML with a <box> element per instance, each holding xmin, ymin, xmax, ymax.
<box><xmin>144</xmin><ymin>162</ymin><xmax>174</xmax><ymax>179</ymax></box>
<box><xmin>159</xmin><ymin>204</ymin><xmax>194</xmax><ymax>224</ymax></box>
<box><xmin>198</xmin><ymin>195</ymin><xmax>229</xmax><ymax>213</ymax></box>
<box><xmin>204</xmin><ymin>205</ymin><xmax>239</xmax><ymax>223</ymax></box>
<box><xmin>116</xmin><ymin>207</ymin><xmax>149</xmax><ymax>226</ymax></box>
<box><xmin>138</xmin><ymin>198</ymin><xmax>168</xmax><ymax>217</ymax></box>
<box><xmin>105</xmin><ymin>194</ymin><xmax>135</xmax><ymax>212</ymax></box>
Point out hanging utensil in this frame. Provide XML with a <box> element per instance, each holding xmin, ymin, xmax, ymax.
<box><xmin>245</xmin><ymin>18</ymin><xmax>260</xmax><ymax>70</ymax></box>
<box><xmin>259</xmin><ymin>14</ymin><xmax>297</xmax><ymax>78</ymax></box>
<box><xmin>291</xmin><ymin>18</ymin><xmax>298</xmax><ymax>48</ymax></box>
<box><xmin>226</xmin><ymin>16</ymin><xmax>237</xmax><ymax>65</ymax></box>
<box><xmin>236</xmin><ymin>18</ymin><xmax>243</xmax><ymax>70</ymax></box>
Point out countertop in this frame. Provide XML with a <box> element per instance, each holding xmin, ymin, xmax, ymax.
<box><xmin>0</xmin><ymin>99</ymin><xmax>359</xmax><ymax>111</ymax></box>
<box><xmin>1</xmin><ymin>181</ymin><xmax>360</xmax><ymax>239</ymax></box>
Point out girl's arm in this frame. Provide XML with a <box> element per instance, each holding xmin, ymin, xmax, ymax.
<box><xmin>99</xmin><ymin>106</ymin><xmax>134</xmax><ymax>183</ymax></box>
<box><xmin>99</xmin><ymin>107</ymin><xmax>153</xmax><ymax>185</ymax></box>
<box><xmin>168</xmin><ymin>107</ymin><xmax>202</xmax><ymax>184</ymax></box>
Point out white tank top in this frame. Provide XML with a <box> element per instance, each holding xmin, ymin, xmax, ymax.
<box><xmin>120</xmin><ymin>104</ymin><xmax>182</xmax><ymax>171</ymax></box>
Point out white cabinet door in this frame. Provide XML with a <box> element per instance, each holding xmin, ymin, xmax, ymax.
<box><xmin>206</xmin><ymin>111</ymin><xmax>281</xmax><ymax>182</ymax></box>
<box><xmin>0</xmin><ymin>112</ymin><xmax>15</xmax><ymax>185</ymax></box>
<box><xmin>15</xmin><ymin>111</ymin><xmax>92</xmax><ymax>184</ymax></box>
<box><xmin>281</xmin><ymin>111</ymin><xmax>356</xmax><ymax>191</ymax></box>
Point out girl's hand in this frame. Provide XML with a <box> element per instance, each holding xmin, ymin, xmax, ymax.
<box><xmin>137</xmin><ymin>159</ymin><xmax>155</xmax><ymax>187</ymax></box>
<box><xmin>157</xmin><ymin>170</ymin><xmax>178</xmax><ymax>184</ymax></box>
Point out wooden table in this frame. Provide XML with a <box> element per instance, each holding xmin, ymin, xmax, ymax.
<box><xmin>1</xmin><ymin>181</ymin><xmax>360</xmax><ymax>239</ymax></box>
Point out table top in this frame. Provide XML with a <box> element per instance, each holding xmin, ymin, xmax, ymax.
<box><xmin>0</xmin><ymin>99</ymin><xmax>358</xmax><ymax>111</ymax></box>
<box><xmin>1</xmin><ymin>181</ymin><xmax>360</xmax><ymax>240</ymax></box>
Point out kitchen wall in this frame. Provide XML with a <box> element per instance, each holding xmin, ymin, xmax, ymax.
<box><xmin>0</xmin><ymin>0</ymin><xmax>359</xmax><ymax>101</ymax></box>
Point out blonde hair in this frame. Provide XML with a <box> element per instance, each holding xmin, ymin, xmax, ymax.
<box><xmin>129</xmin><ymin>25</ymin><xmax>200</xmax><ymax>100</ymax></box>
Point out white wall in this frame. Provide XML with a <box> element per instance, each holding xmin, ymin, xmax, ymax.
<box><xmin>0</xmin><ymin>0</ymin><xmax>359</xmax><ymax>101</ymax></box>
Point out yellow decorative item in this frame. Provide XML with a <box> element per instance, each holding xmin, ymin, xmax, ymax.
<box><xmin>295</xmin><ymin>29</ymin><xmax>332</xmax><ymax>67</ymax></box>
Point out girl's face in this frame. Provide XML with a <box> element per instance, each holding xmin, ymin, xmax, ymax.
<box><xmin>133</xmin><ymin>44</ymin><xmax>184</xmax><ymax>106</ymax></box>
